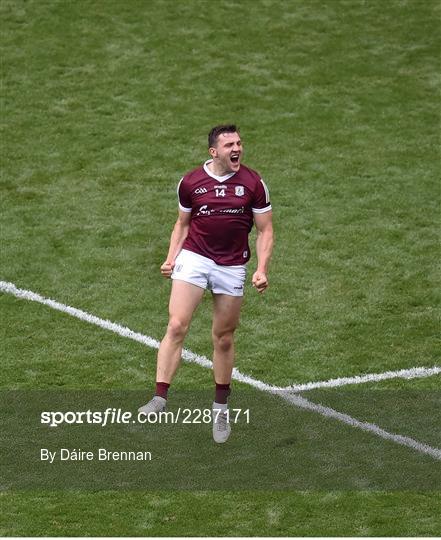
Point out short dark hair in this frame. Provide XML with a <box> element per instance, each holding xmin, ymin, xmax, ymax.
<box><xmin>208</xmin><ymin>124</ymin><xmax>239</xmax><ymax>148</ymax></box>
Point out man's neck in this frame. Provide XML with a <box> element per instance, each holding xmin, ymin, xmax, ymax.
<box><xmin>207</xmin><ymin>159</ymin><xmax>231</xmax><ymax>177</ymax></box>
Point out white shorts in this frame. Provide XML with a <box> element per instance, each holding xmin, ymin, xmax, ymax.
<box><xmin>171</xmin><ymin>249</ymin><xmax>247</xmax><ymax>296</ymax></box>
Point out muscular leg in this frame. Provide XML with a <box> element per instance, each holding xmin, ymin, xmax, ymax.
<box><xmin>156</xmin><ymin>280</ymin><xmax>205</xmax><ymax>383</ymax></box>
<box><xmin>211</xmin><ymin>294</ymin><xmax>243</xmax><ymax>384</ymax></box>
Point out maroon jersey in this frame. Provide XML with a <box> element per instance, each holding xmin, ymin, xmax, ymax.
<box><xmin>178</xmin><ymin>160</ymin><xmax>271</xmax><ymax>265</ymax></box>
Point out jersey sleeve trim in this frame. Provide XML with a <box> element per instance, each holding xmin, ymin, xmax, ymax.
<box><xmin>176</xmin><ymin>177</ymin><xmax>184</xmax><ymax>195</ymax></box>
<box><xmin>252</xmin><ymin>204</ymin><xmax>272</xmax><ymax>214</ymax></box>
<box><xmin>260</xmin><ymin>178</ymin><xmax>270</xmax><ymax>204</ymax></box>
<box><xmin>177</xmin><ymin>176</ymin><xmax>192</xmax><ymax>212</ymax></box>
<box><xmin>179</xmin><ymin>203</ymin><xmax>192</xmax><ymax>212</ymax></box>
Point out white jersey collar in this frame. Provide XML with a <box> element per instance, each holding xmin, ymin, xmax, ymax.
<box><xmin>203</xmin><ymin>160</ymin><xmax>237</xmax><ymax>183</ymax></box>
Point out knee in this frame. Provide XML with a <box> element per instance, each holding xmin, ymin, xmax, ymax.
<box><xmin>166</xmin><ymin>317</ymin><xmax>189</xmax><ymax>342</ymax></box>
<box><xmin>212</xmin><ymin>331</ymin><xmax>234</xmax><ymax>353</ymax></box>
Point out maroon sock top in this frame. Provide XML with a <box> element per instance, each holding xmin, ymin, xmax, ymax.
<box><xmin>215</xmin><ymin>382</ymin><xmax>231</xmax><ymax>404</ymax></box>
<box><xmin>155</xmin><ymin>381</ymin><xmax>170</xmax><ymax>399</ymax></box>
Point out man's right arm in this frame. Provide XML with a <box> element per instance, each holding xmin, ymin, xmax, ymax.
<box><xmin>160</xmin><ymin>210</ymin><xmax>192</xmax><ymax>278</ymax></box>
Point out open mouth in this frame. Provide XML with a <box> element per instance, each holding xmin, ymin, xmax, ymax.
<box><xmin>230</xmin><ymin>154</ymin><xmax>240</xmax><ymax>165</ymax></box>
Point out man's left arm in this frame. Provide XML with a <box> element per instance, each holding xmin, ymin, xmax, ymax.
<box><xmin>252</xmin><ymin>211</ymin><xmax>274</xmax><ymax>293</ymax></box>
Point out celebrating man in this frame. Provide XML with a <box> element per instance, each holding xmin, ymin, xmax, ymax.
<box><xmin>139</xmin><ymin>125</ymin><xmax>274</xmax><ymax>443</ymax></box>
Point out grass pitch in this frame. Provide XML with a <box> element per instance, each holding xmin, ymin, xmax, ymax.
<box><xmin>1</xmin><ymin>0</ymin><xmax>440</xmax><ymax>536</ymax></box>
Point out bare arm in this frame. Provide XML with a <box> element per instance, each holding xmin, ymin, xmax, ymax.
<box><xmin>161</xmin><ymin>210</ymin><xmax>191</xmax><ymax>278</ymax></box>
<box><xmin>252</xmin><ymin>210</ymin><xmax>274</xmax><ymax>292</ymax></box>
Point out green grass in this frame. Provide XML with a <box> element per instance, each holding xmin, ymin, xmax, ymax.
<box><xmin>1</xmin><ymin>0</ymin><xmax>440</xmax><ymax>536</ymax></box>
<box><xmin>1</xmin><ymin>491</ymin><xmax>440</xmax><ymax>537</ymax></box>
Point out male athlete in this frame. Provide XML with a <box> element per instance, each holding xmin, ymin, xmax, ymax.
<box><xmin>139</xmin><ymin>125</ymin><xmax>273</xmax><ymax>443</ymax></box>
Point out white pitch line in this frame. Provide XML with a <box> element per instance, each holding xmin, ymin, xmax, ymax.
<box><xmin>283</xmin><ymin>365</ymin><xmax>441</xmax><ymax>392</ymax></box>
<box><xmin>0</xmin><ymin>280</ymin><xmax>272</xmax><ymax>389</ymax></box>
<box><xmin>2</xmin><ymin>279</ymin><xmax>440</xmax><ymax>461</ymax></box>
<box><xmin>2</xmin><ymin>280</ymin><xmax>438</xmax><ymax>393</ymax></box>
<box><xmin>278</xmin><ymin>391</ymin><xmax>441</xmax><ymax>460</ymax></box>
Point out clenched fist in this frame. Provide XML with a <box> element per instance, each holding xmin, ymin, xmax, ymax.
<box><xmin>160</xmin><ymin>261</ymin><xmax>174</xmax><ymax>278</ymax></box>
<box><xmin>252</xmin><ymin>271</ymin><xmax>268</xmax><ymax>293</ymax></box>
